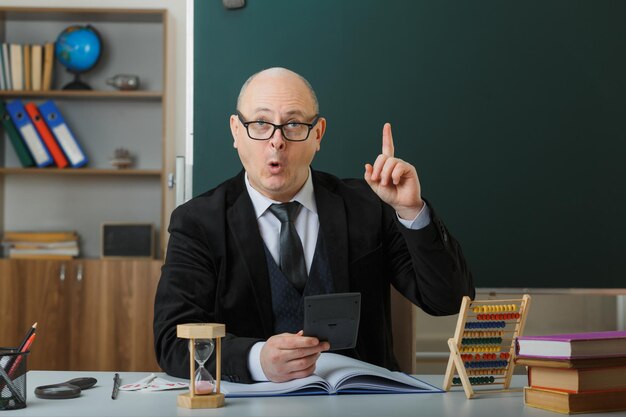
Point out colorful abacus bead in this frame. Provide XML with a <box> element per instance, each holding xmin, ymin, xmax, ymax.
<box><xmin>467</xmin><ymin>376</ymin><xmax>495</xmax><ymax>385</ymax></box>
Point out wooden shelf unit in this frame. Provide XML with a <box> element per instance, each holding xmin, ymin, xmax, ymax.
<box><xmin>0</xmin><ymin>6</ymin><xmax>169</xmax><ymax>372</ymax></box>
<box><xmin>0</xmin><ymin>7</ymin><xmax>169</xmax><ymax>259</ymax></box>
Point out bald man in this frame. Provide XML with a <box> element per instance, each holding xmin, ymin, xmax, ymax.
<box><xmin>154</xmin><ymin>67</ymin><xmax>474</xmax><ymax>383</ymax></box>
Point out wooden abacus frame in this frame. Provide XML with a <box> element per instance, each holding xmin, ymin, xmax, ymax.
<box><xmin>443</xmin><ymin>295</ymin><xmax>531</xmax><ymax>399</ymax></box>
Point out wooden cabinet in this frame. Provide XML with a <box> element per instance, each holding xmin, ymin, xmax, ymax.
<box><xmin>17</xmin><ymin>260</ymin><xmax>72</xmax><ymax>370</ymax></box>
<box><xmin>0</xmin><ymin>259</ymin><xmax>161</xmax><ymax>372</ymax></box>
<box><xmin>70</xmin><ymin>259</ymin><xmax>162</xmax><ymax>371</ymax></box>
<box><xmin>0</xmin><ymin>260</ymin><xmax>22</xmax><ymax>347</ymax></box>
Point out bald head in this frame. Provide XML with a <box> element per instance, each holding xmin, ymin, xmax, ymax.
<box><xmin>236</xmin><ymin>67</ymin><xmax>319</xmax><ymax>114</ymax></box>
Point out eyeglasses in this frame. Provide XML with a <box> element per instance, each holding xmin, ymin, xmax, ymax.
<box><xmin>236</xmin><ymin>111</ymin><xmax>320</xmax><ymax>142</ymax></box>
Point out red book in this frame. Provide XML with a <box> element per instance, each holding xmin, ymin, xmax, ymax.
<box><xmin>24</xmin><ymin>102</ymin><xmax>68</xmax><ymax>168</ymax></box>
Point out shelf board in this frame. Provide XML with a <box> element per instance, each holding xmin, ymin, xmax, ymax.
<box><xmin>0</xmin><ymin>7</ymin><xmax>166</xmax><ymax>23</ymax></box>
<box><xmin>0</xmin><ymin>90</ymin><xmax>162</xmax><ymax>100</ymax></box>
<box><xmin>0</xmin><ymin>168</ymin><xmax>162</xmax><ymax>176</ymax></box>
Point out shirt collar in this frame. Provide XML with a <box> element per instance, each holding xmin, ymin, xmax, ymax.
<box><xmin>245</xmin><ymin>168</ymin><xmax>317</xmax><ymax>219</ymax></box>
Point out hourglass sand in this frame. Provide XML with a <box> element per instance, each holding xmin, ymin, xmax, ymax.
<box><xmin>176</xmin><ymin>323</ymin><xmax>225</xmax><ymax>409</ymax></box>
<box><xmin>193</xmin><ymin>339</ymin><xmax>215</xmax><ymax>394</ymax></box>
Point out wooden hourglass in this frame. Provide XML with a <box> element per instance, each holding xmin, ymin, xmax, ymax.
<box><xmin>176</xmin><ymin>323</ymin><xmax>226</xmax><ymax>409</ymax></box>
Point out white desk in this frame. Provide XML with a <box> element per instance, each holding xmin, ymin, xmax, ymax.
<box><xmin>2</xmin><ymin>371</ymin><xmax>625</xmax><ymax>416</ymax></box>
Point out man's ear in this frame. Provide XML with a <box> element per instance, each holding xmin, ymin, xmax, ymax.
<box><xmin>230</xmin><ymin>114</ymin><xmax>239</xmax><ymax>149</ymax></box>
<box><xmin>314</xmin><ymin>117</ymin><xmax>326</xmax><ymax>151</ymax></box>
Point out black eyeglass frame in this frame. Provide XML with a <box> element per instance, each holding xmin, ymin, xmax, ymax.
<box><xmin>236</xmin><ymin>111</ymin><xmax>321</xmax><ymax>142</ymax></box>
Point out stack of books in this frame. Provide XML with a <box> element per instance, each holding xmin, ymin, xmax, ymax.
<box><xmin>0</xmin><ymin>42</ymin><xmax>55</xmax><ymax>91</ymax></box>
<box><xmin>2</xmin><ymin>231</ymin><xmax>80</xmax><ymax>259</ymax></box>
<box><xmin>516</xmin><ymin>331</ymin><xmax>626</xmax><ymax>414</ymax></box>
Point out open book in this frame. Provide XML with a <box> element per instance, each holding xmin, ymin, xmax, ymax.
<box><xmin>221</xmin><ymin>352</ymin><xmax>442</xmax><ymax>397</ymax></box>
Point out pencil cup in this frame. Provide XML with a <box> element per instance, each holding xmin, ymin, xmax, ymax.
<box><xmin>0</xmin><ymin>348</ymin><xmax>28</xmax><ymax>411</ymax></box>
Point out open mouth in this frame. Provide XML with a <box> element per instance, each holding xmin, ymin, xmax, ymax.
<box><xmin>268</xmin><ymin>160</ymin><xmax>284</xmax><ymax>174</ymax></box>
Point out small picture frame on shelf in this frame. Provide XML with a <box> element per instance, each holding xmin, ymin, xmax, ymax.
<box><xmin>101</xmin><ymin>222</ymin><xmax>154</xmax><ymax>259</ymax></box>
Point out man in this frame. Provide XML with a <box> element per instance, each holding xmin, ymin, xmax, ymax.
<box><xmin>154</xmin><ymin>67</ymin><xmax>474</xmax><ymax>383</ymax></box>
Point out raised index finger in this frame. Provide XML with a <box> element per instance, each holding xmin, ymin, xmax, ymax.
<box><xmin>382</xmin><ymin>122</ymin><xmax>394</xmax><ymax>157</ymax></box>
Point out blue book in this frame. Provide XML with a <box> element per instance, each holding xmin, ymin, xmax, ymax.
<box><xmin>6</xmin><ymin>100</ymin><xmax>52</xmax><ymax>167</ymax></box>
<box><xmin>0</xmin><ymin>101</ymin><xmax>35</xmax><ymax>167</ymax></box>
<box><xmin>38</xmin><ymin>100</ymin><xmax>88</xmax><ymax>168</ymax></box>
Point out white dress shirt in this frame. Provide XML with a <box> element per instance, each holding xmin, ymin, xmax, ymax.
<box><xmin>244</xmin><ymin>169</ymin><xmax>431</xmax><ymax>381</ymax></box>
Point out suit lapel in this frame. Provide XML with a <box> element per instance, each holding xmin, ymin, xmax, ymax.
<box><xmin>226</xmin><ymin>178</ymin><xmax>274</xmax><ymax>336</ymax></box>
<box><xmin>313</xmin><ymin>174</ymin><xmax>350</xmax><ymax>293</ymax></box>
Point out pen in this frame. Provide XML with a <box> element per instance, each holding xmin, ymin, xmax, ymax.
<box><xmin>7</xmin><ymin>333</ymin><xmax>36</xmax><ymax>378</ymax></box>
<box><xmin>112</xmin><ymin>373</ymin><xmax>121</xmax><ymax>399</ymax></box>
<box><xmin>2</xmin><ymin>322</ymin><xmax>37</xmax><ymax>373</ymax></box>
<box><xmin>18</xmin><ymin>322</ymin><xmax>37</xmax><ymax>352</ymax></box>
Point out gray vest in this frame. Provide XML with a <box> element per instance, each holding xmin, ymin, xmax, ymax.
<box><xmin>264</xmin><ymin>233</ymin><xmax>334</xmax><ymax>334</ymax></box>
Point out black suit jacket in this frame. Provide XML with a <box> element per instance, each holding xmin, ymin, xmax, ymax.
<box><xmin>154</xmin><ymin>169</ymin><xmax>474</xmax><ymax>382</ymax></box>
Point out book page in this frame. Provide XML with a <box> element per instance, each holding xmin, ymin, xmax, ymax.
<box><xmin>220</xmin><ymin>352</ymin><xmax>442</xmax><ymax>397</ymax></box>
<box><xmin>220</xmin><ymin>374</ymin><xmax>330</xmax><ymax>397</ymax></box>
<box><xmin>315</xmin><ymin>353</ymin><xmax>442</xmax><ymax>393</ymax></box>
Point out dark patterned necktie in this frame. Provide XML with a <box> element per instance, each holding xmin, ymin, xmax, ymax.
<box><xmin>268</xmin><ymin>202</ymin><xmax>308</xmax><ymax>292</ymax></box>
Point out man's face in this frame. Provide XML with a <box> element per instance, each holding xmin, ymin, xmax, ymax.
<box><xmin>230</xmin><ymin>70</ymin><xmax>325</xmax><ymax>202</ymax></box>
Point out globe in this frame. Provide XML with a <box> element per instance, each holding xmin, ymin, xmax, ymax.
<box><xmin>55</xmin><ymin>25</ymin><xmax>102</xmax><ymax>90</ymax></box>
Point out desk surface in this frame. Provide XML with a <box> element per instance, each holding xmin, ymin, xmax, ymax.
<box><xmin>2</xmin><ymin>371</ymin><xmax>625</xmax><ymax>417</ymax></box>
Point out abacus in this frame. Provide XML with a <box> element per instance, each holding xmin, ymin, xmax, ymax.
<box><xmin>443</xmin><ymin>295</ymin><xmax>531</xmax><ymax>399</ymax></box>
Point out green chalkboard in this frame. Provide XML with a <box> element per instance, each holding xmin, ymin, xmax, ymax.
<box><xmin>193</xmin><ymin>0</ymin><xmax>626</xmax><ymax>288</ymax></box>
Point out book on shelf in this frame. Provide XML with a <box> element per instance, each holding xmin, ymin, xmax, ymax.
<box><xmin>8</xmin><ymin>246</ymin><xmax>79</xmax><ymax>258</ymax></box>
<box><xmin>23</xmin><ymin>44</ymin><xmax>31</xmax><ymax>91</ymax></box>
<box><xmin>42</xmin><ymin>43</ymin><xmax>54</xmax><ymax>91</ymax></box>
<box><xmin>220</xmin><ymin>352</ymin><xmax>442</xmax><ymax>397</ymax></box>
<box><xmin>7</xmin><ymin>253</ymin><xmax>75</xmax><ymax>260</ymax></box>
<box><xmin>0</xmin><ymin>101</ymin><xmax>35</xmax><ymax>167</ymax></box>
<box><xmin>1</xmin><ymin>43</ymin><xmax>12</xmax><ymax>90</ymax></box>
<box><xmin>9</xmin><ymin>44</ymin><xmax>23</xmax><ymax>91</ymax></box>
<box><xmin>9</xmin><ymin>241</ymin><xmax>79</xmax><ymax>250</ymax></box>
<box><xmin>38</xmin><ymin>100</ymin><xmax>88</xmax><ymax>167</ymax></box>
<box><xmin>2</xmin><ymin>231</ymin><xmax>78</xmax><ymax>243</ymax></box>
<box><xmin>524</xmin><ymin>386</ymin><xmax>626</xmax><ymax>414</ymax></box>
<box><xmin>2</xmin><ymin>231</ymin><xmax>79</xmax><ymax>259</ymax></box>
<box><xmin>31</xmin><ymin>44</ymin><xmax>42</xmax><ymax>91</ymax></box>
<box><xmin>516</xmin><ymin>331</ymin><xmax>626</xmax><ymax>359</ymax></box>
<box><xmin>25</xmin><ymin>102</ymin><xmax>69</xmax><ymax>168</ymax></box>
<box><xmin>0</xmin><ymin>46</ymin><xmax>5</xmax><ymax>90</ymax></box>
<box><xmin>6</xmin><ymin>100</ymin><xmax>53</xmax><ymax>167</ymax></box>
